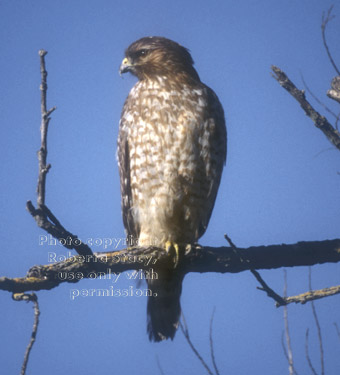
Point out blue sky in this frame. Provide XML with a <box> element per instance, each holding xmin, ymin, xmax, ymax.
<box><xmin>1</xmin><ymin>0</ymin><xmax>340</xmax><ymax>374</ymax></box>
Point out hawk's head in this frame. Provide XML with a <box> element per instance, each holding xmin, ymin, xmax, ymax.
<box><xmin>119</xmin><ymin>36</ymin><xmax>200</xmax><ymax>81</ymax></box>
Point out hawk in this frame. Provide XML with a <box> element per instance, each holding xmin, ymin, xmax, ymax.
<box><xmin>118</xmin><ymin>37</ymin><xmax>226</xmax><ymax>341</ymax></box>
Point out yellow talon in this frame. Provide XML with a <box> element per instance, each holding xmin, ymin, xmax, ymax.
<box><xmin>165</xmin><ymin>241</ymin><xmax>180</xmax><ymax>267</ymax></box>
<box><xmin>165</xmin><ymin>241</ymin><xmax>172</xmax><ymax>254</ymax></box>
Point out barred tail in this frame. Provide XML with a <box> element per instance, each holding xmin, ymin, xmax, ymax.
<box><xmin>147</xmin><ymin>273</ymin><xmax>183</xmax><ymax>342</ymax></box>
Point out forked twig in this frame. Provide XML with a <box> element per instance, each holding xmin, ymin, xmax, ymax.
<box><xmin>224</xmin><ymin>234</ymin><xmax>286</xmax><ymax>306</ymax></box>
<box><xmin>180</xmin><ymin>313</ymin><xmax>214</xmax><ymax>375</ymax></box>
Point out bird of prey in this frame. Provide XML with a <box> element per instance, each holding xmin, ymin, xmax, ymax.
<box><xmin>118</xmin><ymin>36</ymin><xmax>226</xmax><ymax>342</ymax></box>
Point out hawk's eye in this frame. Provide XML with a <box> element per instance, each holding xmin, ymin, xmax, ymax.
<box><xmin>134</xmin><ymin>49</ymin><xmax>149</xmax><ymax>59</ymax></box>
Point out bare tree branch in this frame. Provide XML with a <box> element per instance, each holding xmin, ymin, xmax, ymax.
<box><xmin>321</xmin><ymin>5</ymin><xmax>340</xmax><ymax>76</ymax></box>
<box><xmin>309</xmin><ymin>267</ymin><xmax>325</xmax><ymax>375</ymax></box>
<box><xmin>12</xmin><ymin>293</ymin><xmax>40</xmax><ymax>375</ymax></box>
<box><xmin>25</xmin><ymin>50</ymin><xmax>93</xmax><ymax>257</ymax></box>
<box><xmin>271</xmin><ymin>65</ymin><xmax>340</xmax><ymax>151</ymax></box>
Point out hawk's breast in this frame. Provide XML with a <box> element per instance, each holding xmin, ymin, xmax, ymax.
<box><xmin>118</xmin><ymin>76</ymin><xmax>226</xmax><ymax>246</ymax></box>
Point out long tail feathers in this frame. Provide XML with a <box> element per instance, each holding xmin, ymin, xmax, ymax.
<box><xmin>147</xmin><ymin>273</ymin><xmax>183</xmax><ymax>342</ymax></box>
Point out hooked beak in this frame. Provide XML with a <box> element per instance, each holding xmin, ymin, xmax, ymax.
<box><xmin>119</xmin><ymin>57</ymin><xmax>132</xmax><ymax>76</ymax></box>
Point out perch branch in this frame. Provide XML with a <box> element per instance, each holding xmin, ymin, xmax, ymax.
<box><xmin>0</xmin><ymin>239</ymin><xmax>339</xmax><ymax>295</ymax></box>
<box><xmin>271</xmin><ymin>66</ymin><xmax>340</xmax><ymax>151</ymax></box>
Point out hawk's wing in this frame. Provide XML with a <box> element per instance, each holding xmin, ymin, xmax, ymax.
<box><xmin>197</xmin><ymin>86</ymin><xmax>227</xmax><ymax>239</ymax></box>
<box><xmin>117</xmin><ymin>117</ymin><xmax>140</xmax><ymax>241</ymax></box>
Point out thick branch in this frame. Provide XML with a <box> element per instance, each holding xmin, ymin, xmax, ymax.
<box><xmin>0</xmin><ymin>239</ymin><xmax>339</xmax><ymax>294</ymax></box>
<box><xmin>271</xmin><ymin>66</ymin><xmax>340</xmax><ymax>151</ymax></box>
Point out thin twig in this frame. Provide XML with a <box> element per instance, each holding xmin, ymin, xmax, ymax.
<box><xmin>309</xmin><ymin>267</ymin><xmax>325</xmax><ymax>375</ymax></box>
<box><xmin>224</xmin><ymin>234</ymin><xmax>286</xmax><ymax>306</ymax></box>
<box><xmin>12</xmin><ymin>293</ymin><xmax>40</xmax><ymax>375</ymax></box>
<box><xmin>313</xmin><ymin>147</ymin><xmax>337</xmax><ymax>159</ymax></box>
<box><xmin>321</xmin><ymin>5</ymin><xmax>340</xmax><ymax>76</ymax></box>
<box><xmin>180</xmin><ymin>313</ymin><xmax>214</xmax><ymax>375</ymax></box>
<box><xmin>305</xmin><ymin>328</ymin><xmax>318</xmax><ymax>375</ymax></box>
<box><xmin>209</xmin><ymin>307</ymin><xmax>220</xmax><ymax>375</ymax></box>
<box><xmin>37</xmin><ymin>50</ymin><xmax>56</xmax><ymax>208</ymax></box>
<box><xmin>156</xmin><ymin>355</ymin><xmax>165</xmax><ymax>375</ymax></box>
<box><xmin>283</xmin><ymin>270</ymin><xmax>295</xmax><ymax>375</ymax></box>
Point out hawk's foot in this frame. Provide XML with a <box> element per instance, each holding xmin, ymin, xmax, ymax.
<box><xmin>165</xmin><ymin>241</ymin><xmax>180</xmax><ymax>268</ymax></box>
